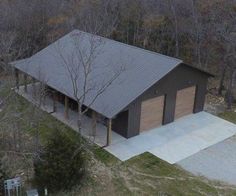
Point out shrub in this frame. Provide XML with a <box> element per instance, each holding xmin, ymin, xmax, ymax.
<box><xmin>0</xmin><ymin>159</ymin><xmax>7</xmax><ymax>195</ymax></box>
<box><xmin>34</xmin><ymin>129</ymin><xmax>86</xmax><ymax>193</ymax></box>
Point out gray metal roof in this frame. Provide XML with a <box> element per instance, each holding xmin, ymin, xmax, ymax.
<box><xmin>12</xmin><ymin>30</ymin><xmax>182</xmax><ymax>118</ymax></box>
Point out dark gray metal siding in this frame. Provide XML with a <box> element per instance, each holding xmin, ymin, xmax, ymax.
<box><xmin>125</xmin><ymin>64</ymin><xmax>209</xmax><ymax>138</ymax></box>
<box><xmin>112</xmin><ymin>110</ymin><xmax>129</xmax><ymax>137</ymax></box>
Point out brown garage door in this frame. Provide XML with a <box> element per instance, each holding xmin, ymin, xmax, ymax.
<box><xmin>175</xmin><ymin>86</ymin><xmax>196</xmax><ymax>120</ymax></box>
<box><xmin>140</xmin><ymin>96</ymin><xmax>164</xmax><ymax>132</ymax></box>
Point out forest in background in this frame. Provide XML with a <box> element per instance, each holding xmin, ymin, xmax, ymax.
<box><xmin>0</xmin><ymin>1</ymin><xmax>236</xmax><ymax>194</ymax></box>
<box><xmin>0</xmin><ymin>0</ymin><xmax>236</xmax><ymax>107</ymax></box>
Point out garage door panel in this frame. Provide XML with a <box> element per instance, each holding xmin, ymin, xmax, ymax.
<box><xmin>175</xmin><ymin>86</ymin><xmax>196</xmax><ymax>120</ymax></box>
<box><xmin>140</xmin><ymin>96</ymin><xmax>164</xmax><ymax>132</ymax></box>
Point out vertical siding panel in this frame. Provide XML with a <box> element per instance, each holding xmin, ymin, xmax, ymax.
<box><xmin>194</xmin><ymin>79</ymin><xmax>208</xmax><ymax>113</ymax></box>
<box><xmin>127</xmin><ymin>99</ymin><xmax>141</xmax><ymax>138</ymax></box>
<box><xmin>125</xmin><ymin>65</ymin><xmax>209</xmax><ymax>138</ymax></box>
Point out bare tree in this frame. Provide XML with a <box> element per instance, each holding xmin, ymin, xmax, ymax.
<box><xmin>71</xmin><ymin>0</ymin><xmax>120</xmax><ymax>37</ymax></box>
<box><xmin>213</xmin><ymin>0</ymin><xmax>236</xmax><ymax>104</ymax></box>
<box><xmin>55</xmin><ymin>32</ymin><xmax>124</xmax><ymax>144</ymax></box>
<box><xmin>167</xmin><ymin>0</ymin><xmax>180</xmax><ymax>57</ymax></box>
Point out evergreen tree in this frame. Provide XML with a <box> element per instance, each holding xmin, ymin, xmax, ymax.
<box><xmin>34</xmin><ymin>129</ymin><xmax>85</xmax><ymax>193</ymax></box>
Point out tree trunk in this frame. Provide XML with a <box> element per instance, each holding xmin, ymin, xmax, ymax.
<box><xmin>169</xmin><ymin>0</ymin><xmax>179</xmax><ymax>57</ymax></box>
<box><xmin>191</xmin><ymin>0</ymin><xmax>202</xmax><ymax>67</ymax></box>
<box><xmin>226</xmin><ymin>69</ymin><xmax>235</xmax><ymax>110</ymax></box>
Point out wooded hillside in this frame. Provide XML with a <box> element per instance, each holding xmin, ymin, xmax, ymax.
<box><xmin>0</xmin><ymin>0</ymin><xmax>236</xmax><ymax>107</ymax></box>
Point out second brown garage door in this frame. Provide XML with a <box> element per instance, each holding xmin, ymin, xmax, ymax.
<box><xmin>175</xmin><ymin>86</ymin><xmax>196</xmax><ymax>120</ymax></box>
<box><xmin>140</xmin><ymin>95</ymin><xmax>165</xmax><ymax>132</ymax></box>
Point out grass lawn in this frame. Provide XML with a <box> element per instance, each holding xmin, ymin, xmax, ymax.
<box><xmin>1</xmin><ymin>83</ymin><xmax>236</xmax><ymax>195</ymax></box>
<box><xmin>73</xmin><ymin>151</ymin><xmax>236</xmax><ymax>196</ymax></box>
<box><xmin>218</xmin><ymin>110</ymin><xmax>236</xmax><ymax>124</ymax></box>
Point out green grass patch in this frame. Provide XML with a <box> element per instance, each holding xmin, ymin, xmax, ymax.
<box><xmin>126</xmin><ymin>152</ymin><xmax>182</xmax><ymax>176</ymax></box>
<box><xmin>93</xmin><ymin>146</ymin><xmax>119</xmax><ymax>166</ymax></box>
<box><xmin>122</xmin><ymin>152</ymin><xmax>234</xmax><ymax>196</ymax></box>
<box><xmin>2</xmin><ymin>84</ymin><xmax>236</xmax><ymax>196</ymax></box>
<box><xmin>111</xmin><ymin>176</ymin><xmax>133</xmax><ymax>196</ymax></box>
<box><xmin>219</xmin><ymin>111</ymin><xmax>236</xmax><ymax>124</ymax></box>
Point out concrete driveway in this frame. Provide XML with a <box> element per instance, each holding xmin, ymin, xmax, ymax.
<box><xmin>105</xmin><ymin>112</ymin><xmax>236</xmax><ymax>163</ymax></box>
<box><xmin>178</xmin><ymin>136</ymin><xmax>236</xmax><ymax>185</ymax></box>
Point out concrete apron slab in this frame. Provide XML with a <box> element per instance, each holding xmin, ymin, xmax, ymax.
<box><xmin>105</xmin><ymin>112</ymin><xmax>236</xmax><ymax>163</ymax></box>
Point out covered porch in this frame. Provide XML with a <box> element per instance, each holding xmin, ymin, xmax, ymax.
<box><xmin>14</xmin><ymin>70</ymin><xmax>126</xmax><ymax>147</ymax></box>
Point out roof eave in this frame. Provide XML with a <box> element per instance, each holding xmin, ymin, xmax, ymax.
<box><xmin>182</xmin><ymin>63</ymin><xmax>215</xmax><ymax>77</ymax></box>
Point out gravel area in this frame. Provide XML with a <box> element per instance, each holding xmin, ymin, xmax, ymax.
<box><xmin>178</xmin><ymin>136</ymin><xmax>236</xmax><ymax>186</ymax></box>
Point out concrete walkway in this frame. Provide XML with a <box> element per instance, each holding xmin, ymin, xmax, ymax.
<box><xmin>105</xmin><ymin>112</ymin><xmax>236</xmax><ymax>163</ymax></box>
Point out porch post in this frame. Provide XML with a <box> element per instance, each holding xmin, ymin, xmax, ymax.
<box><xmin>92</xmin><ymin>111</ymin><xmax>97</xmax><ymax>137</ymax></box>
<box><xmin>52</xmin><ymin>90</ymin><xmax>57</xmax><ymax>112</ymax></box>
<box><xmin>106</xmin><ymin>118</ymin><xmax>112</xmax><ymax>146</ymax></box>
<box><xmin>41</xmin><ymin>83</ymin><xmax>47</xmax><ymax>106</ymax></box>
<box><xmin>64</xmin><ymin>95</ymin><xmax>69</xmax><ymax>119</ymax></box>
<box><xmin>32</xmin><ymin>77</ymin><xmax>36</xmax><ymax>97</ymax></box>
<box><xmin>39</xmin><ymin>82</ymin><xmax>43</xmax><ymax>106</ymax></box>
<box><xmin>24</xmin><ymin>74</ymin><xmax>27</xmax><ymax>92</ymax></box>
<box><xmin>15</xmin><ymin>69</ymin><xmax>19</xmax><ymax>90</ymax></box>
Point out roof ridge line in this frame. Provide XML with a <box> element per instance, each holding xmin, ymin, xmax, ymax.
<box><xmin>72</xmin><ymin>29</ymin><xmax>183</xmax><ymax>63</ymax></box>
